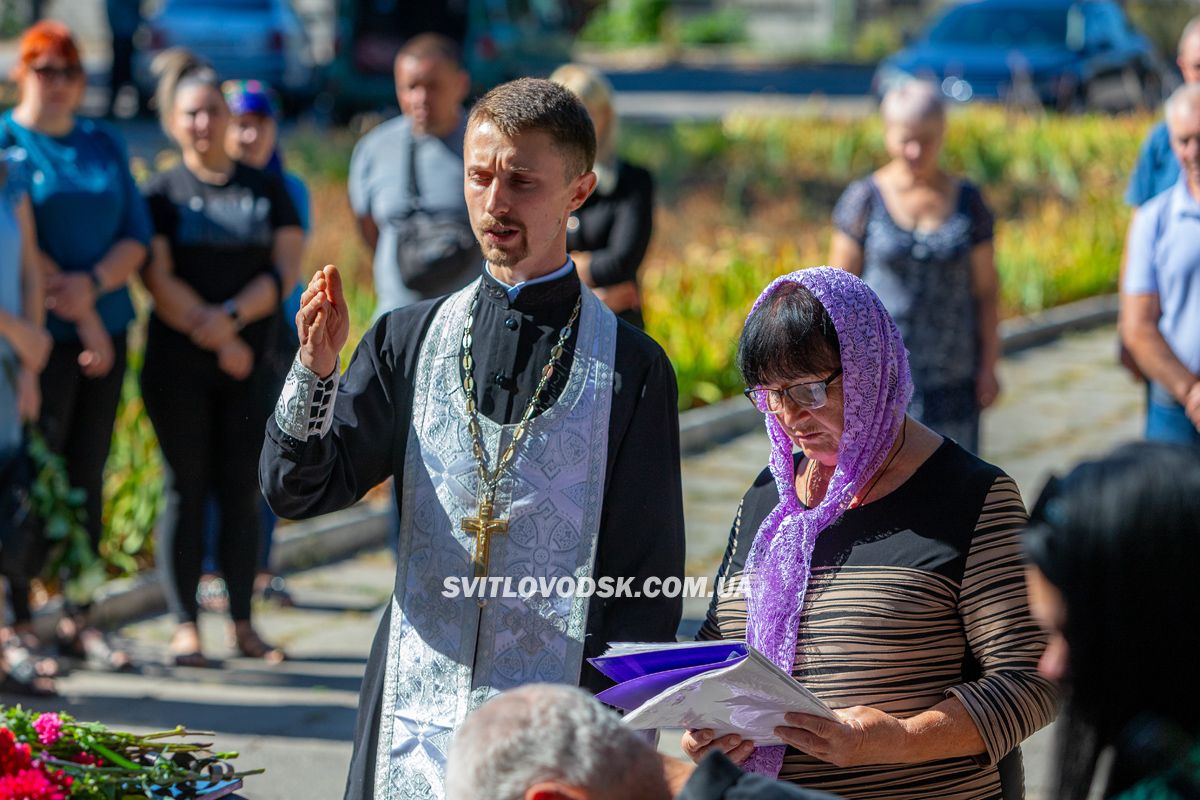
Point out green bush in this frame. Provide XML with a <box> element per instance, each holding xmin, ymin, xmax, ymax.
<box><xmin>579</xmin><ymin>0</ymin><xmax>669</xmax><ymax>45</ymax></box>
<box><xmin>677</xmin><ymin>10</ymin><xmax>747</xmax><ymax>46</ymax></box>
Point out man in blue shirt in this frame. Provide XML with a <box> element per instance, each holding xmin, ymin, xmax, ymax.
<box><xmin>348</xmin><ymin>33</ymin><xmax>478</xmax><ymax>317</ymax></box>
<box><xmin>1126</xmin><ymin>18</ymin><xmax>1200</xmax><ymax>207</ymax></box>
<box><xmin>1120</xmin><ymin>84</ymin><xmax>1200</xmax><ymax>445</ymax></box>
<box><xmin>1120</xmin><ymin>19</ymin><xmax>1200</xmax><ymax>381</ymax></box>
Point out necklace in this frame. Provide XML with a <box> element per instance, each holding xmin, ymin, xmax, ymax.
<box><xmin>854</xmin><ymin>419</ymin><xmax>907</xmax><ymax>508</ymax></box>
<box><xmin>799</xmin><ymin>419</ymin><xmax>908</xmax><ymax>508</ymax></box>
<box><xmin>458</xmin><ymin>287</ymin><xmax>581</xmax><ymax>584</ymax></box>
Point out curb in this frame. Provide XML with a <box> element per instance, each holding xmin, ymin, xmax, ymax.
<box><xmin>32</xmin><ymin>504</ymin><xmax>392</xmax><ymax>639</ymax></box>
<box><xmin>679</xmin><ymin>293</ymin><xmax>1120</xmax><ymax>454</ymax></box>
<box><xmin>48</xmin><ymin>293</ymin><xmax>1118</xmax><ymax>634</ymax></box>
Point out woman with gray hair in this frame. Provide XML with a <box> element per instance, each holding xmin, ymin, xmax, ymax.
<box><xmin>829</xmin><ymin>79</ymin><xmax>1001</xmax><ymax>453</ymax></box>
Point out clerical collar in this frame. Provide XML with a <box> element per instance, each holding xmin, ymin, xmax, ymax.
<box><xmin>485</xmin><ymin>258</ymin><xmax>576</xmax><ymax>303</ymax></box>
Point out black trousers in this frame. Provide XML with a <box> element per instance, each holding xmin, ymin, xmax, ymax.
<box><xmin>109</xmin><ymin>35</ymin><xmax>134</xmax><ymax>96</ymax></box>
<box><xmin>2</xmin><ymin>334</ymin><xmax>130</xmax><ymax>625</ymax></box>
<box><xmin>141</xmin><ymin>332</ymin><xmax>268</xmax><ymax>624</ymax></box>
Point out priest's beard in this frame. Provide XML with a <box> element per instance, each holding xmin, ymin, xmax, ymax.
<box><xmin>480</xmin><ymin>239</ymin><xmax>526</xmax><ymax>267</ymax></box>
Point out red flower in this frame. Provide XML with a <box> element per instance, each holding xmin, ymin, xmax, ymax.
<box><xmin>0</xmin><ymin>728</ymin><xmax>33</xmax><ymax>774</ymax></box>
<box><xmin>0</xmin><ymin>766</ymin><xmax>67</xmax><ymax>800</ymax></box>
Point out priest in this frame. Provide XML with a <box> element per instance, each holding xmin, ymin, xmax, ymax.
<box><xmin>260</xmin><ymin>78</ymin><xmax>686</xmax><ymax>800</ymax></box>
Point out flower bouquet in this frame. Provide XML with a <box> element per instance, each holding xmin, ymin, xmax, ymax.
<box><xmin>1</xmin><ymin>707</ymin><xmax>262</xmax><ymax>799</ymax></box>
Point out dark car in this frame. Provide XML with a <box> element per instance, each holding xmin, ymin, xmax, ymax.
<box><xmin>321</xmin><ymin>0</ymin><xmax>575</xmax><ymax>122</ymax></box>
<box><xmin>873</xmin><ymin>0</ymin><xmax>1166</xmax><ymax>111</ymax></box>
<box><xmin>134</xmin><ymin>0</ymin><xmax>317</xmax><ymax>110</ymax></box>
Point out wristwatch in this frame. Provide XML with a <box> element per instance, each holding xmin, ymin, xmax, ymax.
<box><xmin>222</xmin><ymin>299</ymin><xmax>244</xmax><ymax>331</ymax></box>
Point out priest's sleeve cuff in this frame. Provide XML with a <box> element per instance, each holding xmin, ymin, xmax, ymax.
<box><xmin>274</xmin><ymin>354</ymin><xmax>339</xmax><ymax>441</ymax></box>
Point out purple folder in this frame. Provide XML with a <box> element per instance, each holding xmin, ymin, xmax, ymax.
<box><xmin>590</xmin><ymin>642</ymin><xmax>749</xmax><ymax>710</ymax></box>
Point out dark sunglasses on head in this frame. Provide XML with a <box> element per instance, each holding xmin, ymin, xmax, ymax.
<box><xmin>32</xmin><ymin>65</ymin><xmax>83</xmax><ymax>82</ymax></box>
<box><xmin>744</xmin><ymin>367</ymin><xmax>843</xmax><ymax>413</ymax></box>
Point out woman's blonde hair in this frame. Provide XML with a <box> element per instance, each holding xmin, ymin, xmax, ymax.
<box><xmin>549</xmin><ymin>63</ymin><xmax>618</xmax><ymax>166</ymax></box>
<box><xmin>151</xmin><ymin>48</ymin><xmax>221</xmax><ymax>140</ymax></box>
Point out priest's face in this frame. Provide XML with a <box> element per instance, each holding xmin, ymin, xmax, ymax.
<box><xmin>464</xmin><ymin>119</ymin><xmax>597</xmax><ymax>279</ymax></box>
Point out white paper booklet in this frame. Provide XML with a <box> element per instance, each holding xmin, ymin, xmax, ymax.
<box><xmin>590</xmin><ymin>640</ymin><xmax>838</xmax><ymax>746</ymax></box>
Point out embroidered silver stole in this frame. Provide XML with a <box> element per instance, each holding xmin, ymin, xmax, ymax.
<box><xmin>372</xmin><ymin>280</ymin><xmax>617</xmax><ymax>799</ymax></box>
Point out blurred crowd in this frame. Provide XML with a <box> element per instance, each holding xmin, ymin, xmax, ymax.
<box><xmin>0</xmin><ymin>9</ymin><xmax>1198</xmax><ymax>800</ymax></box>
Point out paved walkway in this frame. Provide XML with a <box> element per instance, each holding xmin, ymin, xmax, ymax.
<box><xmin>5</xmin><ymin>326</ymin><xmax>1144</xmax><ymax>799</ymax></box>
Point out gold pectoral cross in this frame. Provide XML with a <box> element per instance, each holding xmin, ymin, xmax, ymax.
<box><xmin>461</xmin><ymin>497</ymin><xmax>509</xmax><ymax>580</ymax></box>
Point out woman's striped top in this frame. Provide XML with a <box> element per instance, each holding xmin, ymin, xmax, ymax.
<box><xmin>698</xmin><ymin>440</ymin><xmax>1057</xmax><ymax>800</ymax></box>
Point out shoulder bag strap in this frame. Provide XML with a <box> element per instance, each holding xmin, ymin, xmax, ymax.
<box><xmin>406</xmin><ymin>129</ymin><xmax>422</xmax><ymax>214</ymax></box>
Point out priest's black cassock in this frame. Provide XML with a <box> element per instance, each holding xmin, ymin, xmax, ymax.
<box><xmin>260</xmin><ymin>266</ymin><xmax>685</xmax><ymax>800</ymax></box>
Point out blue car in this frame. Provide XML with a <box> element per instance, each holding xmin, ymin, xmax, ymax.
<box><xmin>873</xmin><ymin>0</ymin><xmax>1166</xmax><ymax>111</ymax></box>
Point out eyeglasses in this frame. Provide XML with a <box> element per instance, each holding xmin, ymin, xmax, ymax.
<box><xmin>744</xmin><ymin>367</ymin><xmax>843</xmax><ymax>414</ymax></box>
<box><xmin>32</xmin><ymin>65</ymin><xmax>83</xmax><ymax>83</ymax></box>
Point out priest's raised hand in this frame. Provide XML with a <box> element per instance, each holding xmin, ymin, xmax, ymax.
<box><xmin>297</xmin><ymin>264</ymin><xmax>349</xmax><ymax>379</ymax></box>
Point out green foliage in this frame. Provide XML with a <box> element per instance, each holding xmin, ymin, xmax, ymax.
<box><xmin>100</xmin><ymin>348</ymin><xmax>164</xmax><ymax>575</ymax></box>
<box><xmin>0</xmin><ymin>0</ymin><xmax>26</xmax><ymax>38</ymax></box>
<box><xmin>677</xmin><ymin>9</ymin><xmax>747</xmax><ymax>46</ymax></box>
<box><xmin>579</xmin><ymin>0</ymin><xmax>669</xmax><ymax>44</ymax></box>
<box><xmin>25</xmin><ymin>428</ymin><xmax>108</xmax><ymax>605</ymax></box>
<box><xmin>284</xmin><ymin>125</ymin><xmax>358</xmax><ymax>183</ymax></box>
<box><xmin>852</xmin><ymin>17</ymin><xmax>906</xmax><ymax>62</ymax></box>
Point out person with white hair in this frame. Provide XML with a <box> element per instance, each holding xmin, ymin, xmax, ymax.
<box><xmin>1119</xmin><ymin>17</ymin><xmax>1200</xmax><ymax>381</ymax></box>
<box><xmin>829</xmin><ymin>79</ymin><xmax>1001</xmax><ymax>453</ymax></box>
<box><xmin>1126</xmin><ymin>17</ymin><xmax>1200</xmax><ymax>206</ymax></box>
<box><xmin>1119</xmin><ymin>82</ymin><xmax>1200</xmax><ymax>445</ymax></box>
<box><xmin>445</xmin><ymin>684</ymin><xmax>840</xmax><ymax>800</ymax></box>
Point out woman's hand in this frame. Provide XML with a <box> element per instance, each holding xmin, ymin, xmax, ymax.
<box><xmin>680</xmin><ymin>729</ymin><xmax>755</xmax><ymax>766</ymax></box>
<box><xmin>593</xmin><ymin>280</ymin><xmax>641</xmax><ymax>314</ymax></box>
<box><xmin>75</xmin><ymin>312</ymin><xmax>114</xmax><ymax>379</ymax></box>
<box><xmin>45</xmin><ymin>272</ymin><xmax>97</xmax><ymax>321</ymax></box>
<box><xmin>976</xmin><ymin>364</ymin><xmax>1000</xmax><ymax>410</ymax></box>
<box><xmin>16</xmin><ymin>368</ymin><xmax>41</xmax><ymax>422</ymax></box>
<box><xmin>189</xmin><ymin>304</ymin><xmax>239</xmax><ymax>351</ymax></box>
<box><xmin>775</xmin><ymin>708</ymin><xmax>911</xmax><ymax>768</ymax></box>
<box><xmin>217</xmin><ymin>338</ymin><xmax>254</xmax><ymax>381</ymax></box>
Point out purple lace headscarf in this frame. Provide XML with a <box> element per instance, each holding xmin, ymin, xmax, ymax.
<box><xmin>741</xmin><ymin>267</ymin><xmax>912</xmax><ymax>778</ymax></box>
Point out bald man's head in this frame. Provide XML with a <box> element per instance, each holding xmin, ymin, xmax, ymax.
<box><xmin>1178</xmin><ymin>16</ymin><xmax>1200</xmax><ymax>84</ymax></box>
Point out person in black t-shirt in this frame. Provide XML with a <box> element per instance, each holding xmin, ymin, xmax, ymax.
<box><xmin>550</xmin><ymin>64</ymin><xmax>654</xmax><ymax>330</ymax></box>
<box><xmin>140</xmin><ymin>51</ymin><xmax>303</xmax><ymax>668</ymax></box>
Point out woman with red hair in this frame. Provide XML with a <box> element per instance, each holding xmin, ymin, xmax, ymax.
<box><xmin>0</xmin><ymin>21</ymin><xmax>153</xmax><ymax>671</ymax></box>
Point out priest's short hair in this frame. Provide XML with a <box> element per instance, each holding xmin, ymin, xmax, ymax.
<box><xmin>445</xmin><ymin>683</ymin><xmax>668</xmax><ymax>800</ymax></box>
<box><xmin>468</xmin><ymin>78</ymin><xmax>597</xmax><ymax>181</ymax></box>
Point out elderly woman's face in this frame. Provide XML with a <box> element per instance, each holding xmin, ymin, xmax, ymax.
<box><xmin>764</xmin><ymin>369</ymin><xmax>845</xmax><ymax>468</ymax></box>
<box><xmin>884</xmin><ymin>116</ymin><xmax>944</xmax><ymax>177</ymax></box>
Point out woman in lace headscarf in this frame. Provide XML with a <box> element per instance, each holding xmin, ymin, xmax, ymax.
<box><xmin>683</xmin><ymin>268</ymin><xmax>1054</xmax><ymax>800</ymax></box>
<box><xmin>829</xmin><ymin>79</ymin><xmax>1000</xmax><ymax>453</ymax></box>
